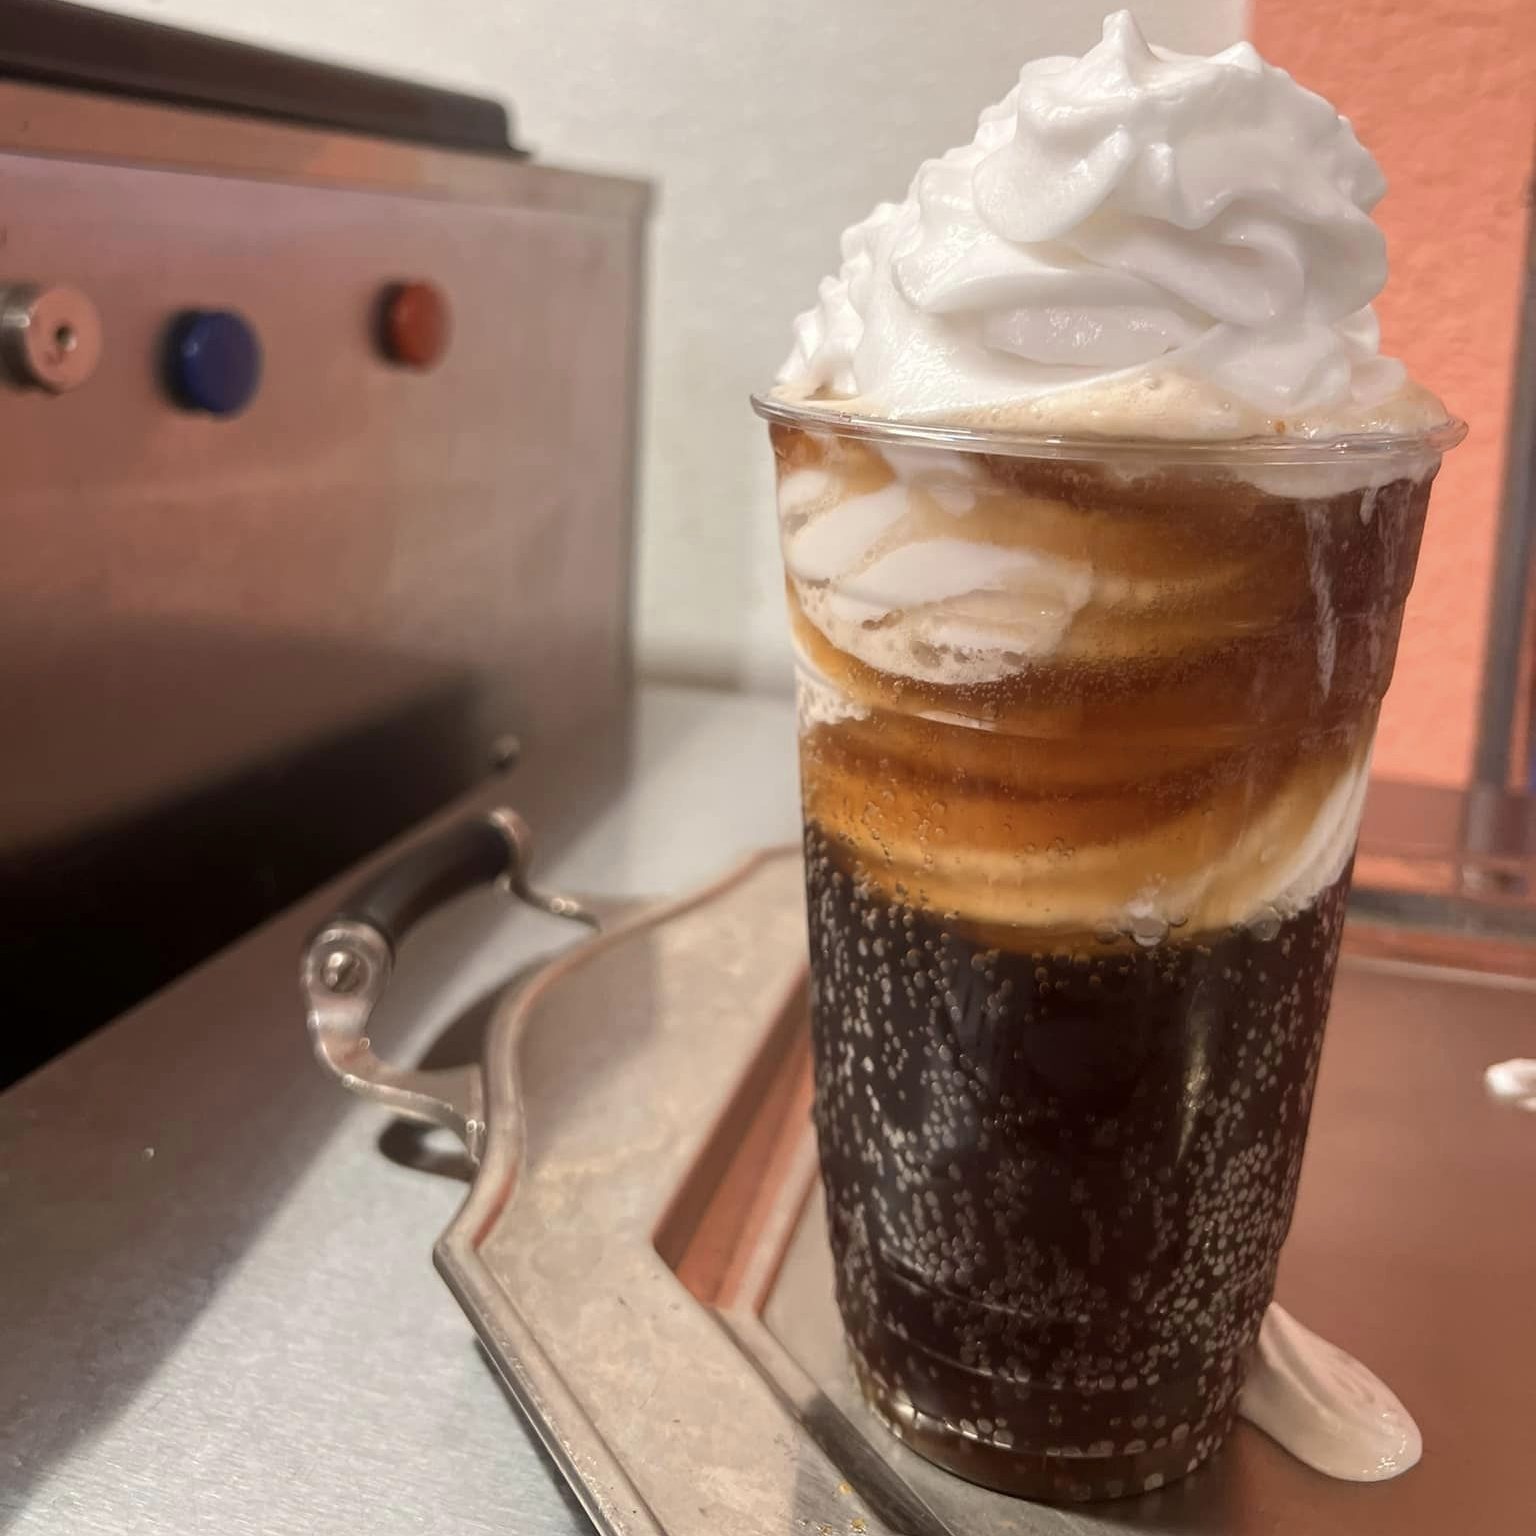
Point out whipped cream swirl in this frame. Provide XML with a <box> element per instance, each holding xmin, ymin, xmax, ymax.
<box><xmin>1239</xmin><ymin>1304</ymin><xmax>1422</xmax><ymax>1481</ymax></box>
<box><xmin>780</xmin><ymin>11</ymin><xmax>1418</xmax><ymax>431</ymax></box>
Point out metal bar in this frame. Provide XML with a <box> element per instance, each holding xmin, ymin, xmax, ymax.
<box><xmin>0</xmin><ymin>78</ymin><xmax>647</xmax><ymax>213</ymax></box>
<box><xmin>1471</xmin><ymin>146</ymin><xmax>1536</xmax><ymax>788</ymax></box>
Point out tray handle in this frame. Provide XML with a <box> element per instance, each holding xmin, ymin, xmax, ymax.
<box><xmin>302</xmin><ymin>807</ymin><xmax>597</xmax><ymax>1159</ymax></box>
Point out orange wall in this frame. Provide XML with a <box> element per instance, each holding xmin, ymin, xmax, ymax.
<box><xmin>1253</xmin><ymin>0</ymin><xmax>1535</xmax><ymax>785</ymax></box>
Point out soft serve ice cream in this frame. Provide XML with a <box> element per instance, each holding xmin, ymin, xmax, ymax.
<box><xmin>762</xmin><ymin>14</ymin><xmax>1459</xmax><ymax>1502</ymax></box>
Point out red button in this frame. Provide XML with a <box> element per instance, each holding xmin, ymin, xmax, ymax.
<box><xmin>379</xmin><ymin>281</ymin><xmax>450</xmax><ymax>368</ymax></box>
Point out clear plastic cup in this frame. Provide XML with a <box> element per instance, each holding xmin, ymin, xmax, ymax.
<box><xmin>754</xmin><ymin>393</ymin><xmax>1464</xmax><ymax>1502</ymax></box>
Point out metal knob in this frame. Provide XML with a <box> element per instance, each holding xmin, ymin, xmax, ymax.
<box><xmin>0</xmin><ymin>283</ymin><xmax>102</xmax><ymax>393</ymax></box>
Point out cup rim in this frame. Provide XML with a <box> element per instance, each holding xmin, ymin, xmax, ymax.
<box><xmin>751</xmin><ymin>392</ymin><xmax>1468</xmax><ymax>466</ymax></box>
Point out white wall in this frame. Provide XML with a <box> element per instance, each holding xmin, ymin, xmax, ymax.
<box><xmin>93</xmin><ymin>1</ymin><xmax>1247</xmax><ymax>692</ymax></box>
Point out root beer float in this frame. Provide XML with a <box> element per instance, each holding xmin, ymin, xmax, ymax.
<box><xmin>755</xmin><ymin>12</ymin><xmax>1461</xmax><ymax>1504</ymax></box>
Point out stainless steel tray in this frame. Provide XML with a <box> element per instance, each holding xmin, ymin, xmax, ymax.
<box><xmin>305</xmin><ymin>818</ymin><xmax>1535</xmax><ymax>1536</ymax></box>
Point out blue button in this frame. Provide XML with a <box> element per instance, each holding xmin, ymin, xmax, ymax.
<box><xmin>166</xmin><ymin>309</ymin><xmax>262</xmax><ymax>416</ymax></box>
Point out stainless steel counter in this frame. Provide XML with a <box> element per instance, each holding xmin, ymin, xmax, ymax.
<box><xmin>0</xmin><ymin>684</ymin><xmax>800</xmax><ymax>1535</ymax></box>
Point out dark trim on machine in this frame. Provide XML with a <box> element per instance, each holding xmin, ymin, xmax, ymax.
<box><xmin>0</xmin><ymin>0</ymin><xmax>522</xmax><ymax>156</ymax></box>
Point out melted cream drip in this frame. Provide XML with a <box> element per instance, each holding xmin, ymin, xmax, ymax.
<box><xmin>1238</xmin><ymin>1304</ymin><xmax>1421</xmax><ymax>1481</ymax></box>
<box><xmin>1484</xmin><ymin>1058</ymin><xmax>1536</xmax><ymax>1113</ymax></box>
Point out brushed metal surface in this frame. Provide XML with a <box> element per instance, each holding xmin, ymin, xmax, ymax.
<box><xmin>0</xmin><ymin>783</ymin><xmax>598</xmax><ymax>1536</ymax></box>
<box><xmin>0</xmin><ymin>683</ymin><xmax>802</xmax><ymax>1536</ymax></box>
<box><xmin>436</xmin><ymin>851</ymin><xmax>1534</xmax><ymax>1536</ymax></box>
<box><xmin>0</xmin><ymin>85</ymin><xmax>646</xmax><ymax>849</ymax></box>
<box><xmin>0</xmin><ymin>80</ymin><xmax>648</xmax><ymax>1071</ymax></box>
<box><xmin>0</xmin><ymin>77</ymin><xmax>595</xmax><ymax>202</ymax></box>
<box><xmin>437</xmin><ymin>847</ymin><xmax>825</xmax><ymax>1536</ymax></box>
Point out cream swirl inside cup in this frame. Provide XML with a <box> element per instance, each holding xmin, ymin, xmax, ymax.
<box><xmin>766</xmin><ymin>11</ymin><xmax>1459</xmax><ymax>939</ymax></box>
<box><xmin>778</xmin><ymin>10</ymin><xmax>1446</xmax><ymax>439</ymax></box>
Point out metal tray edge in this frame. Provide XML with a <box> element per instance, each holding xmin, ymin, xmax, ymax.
<box><xmin>433</xmin><ymin>845</ymin><xmax>802</xmax><ymax>1536</ymax></box>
